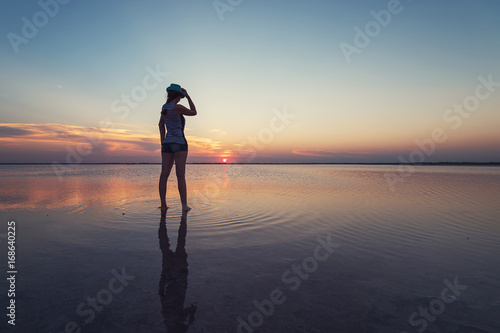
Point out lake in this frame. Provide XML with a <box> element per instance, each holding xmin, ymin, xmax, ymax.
<box><xmin>1</xmin><ymin>164</ymin><xmax>499</xmax><ymax>332</ymax></box>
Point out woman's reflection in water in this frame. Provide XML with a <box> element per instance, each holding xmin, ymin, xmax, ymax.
<box><xmin>158</xmin><ymin>210</ymin><xmax>197</xmax><ymax>332</ymax></box>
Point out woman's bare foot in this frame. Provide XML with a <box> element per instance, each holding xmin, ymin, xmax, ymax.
<box><xmin>159</xmin><ymin>203</ymin><xmax>169</xmax><ymax>211</ymax></box>
<box><xmin>182</xmin><ymin>205</ymin><xmax>191</xmax><ymax>212</ymax></box>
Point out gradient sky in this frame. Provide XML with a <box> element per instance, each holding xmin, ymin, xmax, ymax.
<box><xmin>1</xmin><ymin>0</ymin><xmax>499</xmax><ymax>163</ymax></box>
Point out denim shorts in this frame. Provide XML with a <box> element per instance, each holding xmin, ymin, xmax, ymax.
<box><xmin>161</xmin><ymin>142</ymin><xmax>188</xmax><ymax>153</ymax></box>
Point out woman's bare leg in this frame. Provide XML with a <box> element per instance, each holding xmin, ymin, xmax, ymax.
<box><xmin>159</xmin><ymin>152</ymin><xmax>174</xmax><ymax>210</ymax></box>
<box><xmin>174</xmin><ymin>151</ymin><xmax>191</xmax><ymax>211</ymax></box>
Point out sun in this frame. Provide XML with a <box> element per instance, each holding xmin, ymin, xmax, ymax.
<box><xmin>222</xmin><ymin>158</ymin><xmax>227</xmax><ymax>163</ymax></box>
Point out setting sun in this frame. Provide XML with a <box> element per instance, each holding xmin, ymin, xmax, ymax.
<box><xmin>223</xmin><ymin>158</ymin><xmax>227</xmax><ymax>163</ymax></box>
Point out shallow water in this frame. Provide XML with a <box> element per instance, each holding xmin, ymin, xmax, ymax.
<box><xmin>1</xmin><ymin>164</ymin><xmax>499</xmax><ymax>332</ymax></box>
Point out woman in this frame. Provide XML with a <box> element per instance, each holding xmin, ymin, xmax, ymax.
<box><xmin>159</xmin><ymin>83</ymin><xmax>197</xmax><ymax>211</ymax></box>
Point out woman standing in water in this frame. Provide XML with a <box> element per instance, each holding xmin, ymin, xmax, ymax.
<box><xmin>159</xmin><ymin>83</ymin><xmax>197</xmax><ymax>211</ymax></box>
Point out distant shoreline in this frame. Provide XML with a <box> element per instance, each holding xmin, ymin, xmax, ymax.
<box><xmin>1</xmin><ymin>162</ymin><xmax>500</xmax><ymax>166</ymax></box>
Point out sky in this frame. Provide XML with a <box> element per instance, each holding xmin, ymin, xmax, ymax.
<box><xmin>0</xmin><ymin>0</ymin><xmax>499</xmax><ymax>163</ymax></box>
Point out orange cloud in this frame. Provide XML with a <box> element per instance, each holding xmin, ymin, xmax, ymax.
<box><xmin>0</xmin><ymin>123</ymin><xmax>226</xmax><ymax>163</ymax></box>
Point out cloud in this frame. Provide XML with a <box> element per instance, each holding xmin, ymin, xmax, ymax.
<box><xmin>210</xmin><ymin>129</ymin><xmax>227</xmax><ymax>135</ymax></box>
<box><xmin>186</xmin><ymin>136</ymin><xmax>223</xmax><ymax>155</ymax></box>
<box><xmin>0</xmin><ymin>123</ymin><xmax>226</xmax><ymax>163</ymax></box>
<box><xmin>0</xmin><ymin>126</ymin><xmax>34</xmax><ymax>137</ymax></box>
<box><xmin>292</xmin><ymin>149</ymin><xmax>336</xmax><ymax>157</ymax></box>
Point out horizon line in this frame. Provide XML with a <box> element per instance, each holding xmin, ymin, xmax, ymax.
<box><xmin>1</xmin><ymin>162</ymin><xmax>500</xmax><ymax>166</ymax></box>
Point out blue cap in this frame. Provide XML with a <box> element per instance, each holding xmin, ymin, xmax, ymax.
<box><xmin>166</xmin><ymin>83</ymin><xmax>185</xmax><ymax>98</ymax></box>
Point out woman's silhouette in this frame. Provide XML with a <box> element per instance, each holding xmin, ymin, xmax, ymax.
<box><xmin>158</xmin><ymin>83</ymin><xmax>197</xmax><ymax>212</ymax></box>
<box><xmin>158</xmin><ymin>210</ymin><xmax>197</xmax><ymax>331</ymax></box>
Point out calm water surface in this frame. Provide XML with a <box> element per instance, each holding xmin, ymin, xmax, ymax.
<box><xmin>0</xmin><ymin>164</ymin><xmax>499</xmax><ymax>332</ymax></box>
